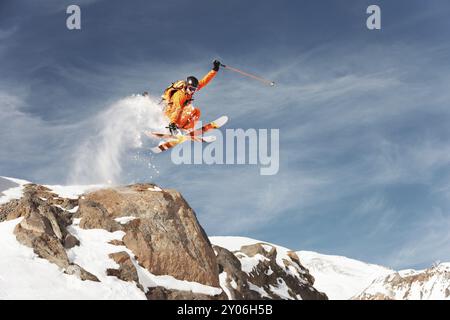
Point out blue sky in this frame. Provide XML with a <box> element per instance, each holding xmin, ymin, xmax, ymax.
<box><xmin>1</xmin><ymin>0</ymin><xmax>450</xmax><ymax>270</ymax></box>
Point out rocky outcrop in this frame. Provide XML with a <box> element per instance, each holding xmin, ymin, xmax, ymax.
<box><xmin>7</xmin><ymin>184</ymin><xmax>98</xmax><ymax>282</ymax></box>
<box><xmin>78</xmin><ymin>184</ymin><xmax>220</xmax><ymax>288</ymax></box>
<box><xmin>214</xmin><ymin>246</ymin><xmax>261</xmax><ymax>300</ymax></box>
<box><xmin>0</xmin><ymin>184</ymin><xmax>77</xmax><ymax>222</ymax></box>
<box><xmin>214</xmin><ymin>243</ymin><xmax>327</xmax><ymax>300</ymax></box>
<box><xmin>1</xmin><ymin>182</ymin><xmax>225</xmax><ymax>299</ymax></box>
<box><xmin>1</xmin><ymin>181</ymin><xmax>330</xmax><ymax>300</ymax></box>
<box><xmin>14</xmin><ymin>213</ymin><xmax>70</xmax><ymax>268</ymax></box>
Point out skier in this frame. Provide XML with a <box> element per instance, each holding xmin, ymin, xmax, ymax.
<box><xmin>162</xmin><ymin>60</ymin><xmax>221</xmax><ymax>135</ymax></box>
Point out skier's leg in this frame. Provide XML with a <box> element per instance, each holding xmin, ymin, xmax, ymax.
<box><xmin>184</xmin><ymin>107</ymin><xmax>201</xmax><ymax>130</ymax></box>
<box><xmin>178</xmin><ymin>106</ymin><xmax>201</xmax><ymax>130</ymax></box>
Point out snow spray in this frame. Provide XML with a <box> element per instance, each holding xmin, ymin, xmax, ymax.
<box><xmin>69</xmin><ymin>95</ymin><xmax>167</xmax><ymax>184</ymax></box>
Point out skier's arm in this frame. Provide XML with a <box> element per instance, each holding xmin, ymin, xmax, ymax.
<box><xmin>197</xmin><ymin>70</ymin><xmax>217</xmax><ymax>91</ymax></box>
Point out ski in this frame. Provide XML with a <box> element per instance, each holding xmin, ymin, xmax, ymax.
<box><xmin>186</xmin><ymin>115</ymin><xmax>228</xmax><ymax>137</ymax></box>
<box><xmin>150</xmin><ymin>135</ymin><xmax>189</xmax><ymax>154</ymax></box>
<box><xmin>146</xmin><ymin>132</ymin><xmax>216</xmax><ymax>142</ymax></box>
<box><xmin>148</xmin><ymin>116</ymin><xmax>228</xmax><ymax>154</ymax></box>
<box><xmin>150</xmin><ymin>135</ymin><xmax>216</xmax><ymax>154</ymax></box>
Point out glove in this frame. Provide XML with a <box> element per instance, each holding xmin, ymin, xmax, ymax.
<box><xmin>167</xmin><ymin>122</ymin><xmax>179</xmax><ymax>135</ymax></box>
<box><xmin>213</xmin><ymin>60</ymin><xmax>221</xmax><ymax>72</ymax></box>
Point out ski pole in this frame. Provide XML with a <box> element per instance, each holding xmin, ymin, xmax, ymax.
<box><xmin>220</xmin><ymin>63</ymin><xmax>275</xmax><ymax>87</ymax></box>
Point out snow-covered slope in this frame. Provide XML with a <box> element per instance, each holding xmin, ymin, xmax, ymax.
<box><xmin>297</xmin><ymin>251</ymin><xmax>393</xmax><ymax>300</ymax></box>
<box><xmin>0</xmin><ymin>218</ymin><xmax>145</xmax><ymax>299</ymax></box>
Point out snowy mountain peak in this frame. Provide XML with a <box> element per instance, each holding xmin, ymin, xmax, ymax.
<box><xmin>297</xmin><ymin>251</ymin><xmax>393</xmax><ymax>300</ymax></box>
<box><xmin>355</xmin><ymin>263</ymin><xmax>450</xmax><ymax>300</ymax></box>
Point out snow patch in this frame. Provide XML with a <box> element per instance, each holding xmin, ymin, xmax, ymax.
<box><xmin>248</xmin><ymin>282</ymin><xmax>270</xmax><ymax>298</ymax></box>
<box><xmin>0</xmin><ymin>176</ymin><xmax>30</xmax><ymax>185</ymax></box>
<box><xmin>148</xmin><ymin>186</ymin><xmax>162</xmax><ymax>192</ymax></box>
<box><xmin>219</xmin><ymin>272</ymin><xmax>232</xmax><ymax>299</ymax></box>
<box><xmin>269</xmin><ymin>278</ymin><xmax>295</xmax><ymax>300</ymax></box>
<box><xmin>0</xmin><ymin>176</ymin><xmax>29</xmax><ymax>205</ymax></box>
<box><xmin>67</xmin><ymin>206</ymin><xmax>79</xmax><ymax>213</ymax></box>
<box><xmin>266</xmin><ymin>267</ymin><xmax>274</xmax><ymax>276</ymax></box>
<box><xmin>114</xmin><ymin>216</ymin><xmax>137</xmax><ymax>225</ymax></box>
<box><xmin>398</xmin><ymin>269</ymin><xmax>421</xmax><ymax>277</ymax></box>
<box><xmin>210</xmin><ymin>236</ymin><xmax>263</xmax><ymax>251</ymax></box>
<box><xmin>238</xmin><ymin>253</ymin><xmax>269</xmax><ymax>274</ymax></box>
<box><xmin>52</xmin><ymin>204</ymin><xmax>78</xmax><ymax>214</ymax></box>
<box><xmin>45</xmin><ymin>184</ymin><xmax>104</xmax><ymax>199</ymax></box>
<box><xmin>230</xmin><ymin>278</ymin><xmax>238</xmax><ymax>290</ymax></box>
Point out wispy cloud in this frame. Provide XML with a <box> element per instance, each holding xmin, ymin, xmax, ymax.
<box><xmin>385</xmin><ymin>207</ymin><xmax>450</xmax><ymax>269</ymax></box>
<box><xmin>0</xmin><ymin>27</ymin><xmax>17</xmax><ymax>40</ymax></box>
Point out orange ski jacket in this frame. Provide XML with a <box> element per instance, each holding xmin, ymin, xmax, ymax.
<box><xmin>164</xmin><ymin>70</ymin><xmax>217</xmax><ymax>123</ymax></box>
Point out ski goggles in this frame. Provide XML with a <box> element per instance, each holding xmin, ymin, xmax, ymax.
<box><xmin>186</xmin><ymin>85</ymin><xmax>198</xmax><ymax>93</ymax></box>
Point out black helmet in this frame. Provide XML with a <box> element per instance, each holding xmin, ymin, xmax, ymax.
<box><xmin>186</xmin><ymin>76</ymin><xmax>199</xmax><ymax>88</ymax></box>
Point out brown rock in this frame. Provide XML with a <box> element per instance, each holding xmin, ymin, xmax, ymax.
<box><xmin>2</xmin><ymin>192</ymin><xmax>36</xmax><ymax>221</ymax></box>
<box><xmin>108</xmin><ymin>239</ymin><xmax>125</xmax><ymax>246</ymax></box>
<box><xmin>146</xmin><ymin>287</ymin><xmax>225</xmax><ymax>300</ymax></box>
<box><xmin>6</xmin><ymin>187</ymin><xmax>98</xmax><ymax>280</ymax></box>
<box><xmin>19</xmin><ymin>210</ymin><xmax>54</xmax><ymax>235</ymax></box>
<box><xmin>64</xmin><ymin>234</ymin><xmax>80</xmax><ymax>249</ymax></box>
<box><xmin>107</xmin><ymin>251</ymin><xmax>140</xmax><ymax>285</ymax></box>
<box><xmin>0</xmin><ymin>199</ymin><xmax>21</xmax><ymax>222</ymax></box>
<box><xmin>78</xmin><ymin>184</ymin><xmax>220</xmax><ymax>287</ymax></box>
<box><xmin>78</xmin><ymin>199</ymin><xmax>122</xmax><ymax>232</ymax></box>
<box><xmin>14</xmin><ymin>223</ymin><xmax>70</xmax><ymax>269</ymax></box>
<box><xmin>65</xmin><ymin>264</ymin><xmax>100</xmax><ymax>282</ymax></box>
